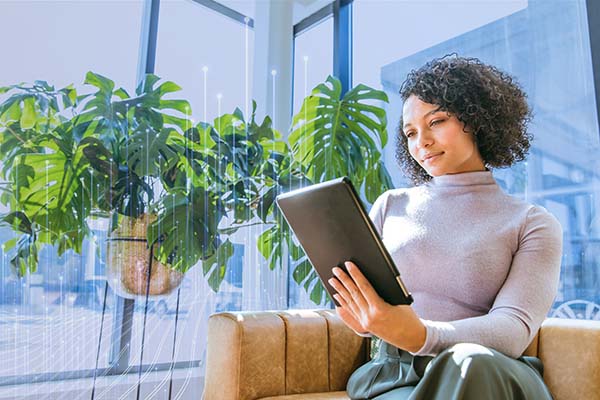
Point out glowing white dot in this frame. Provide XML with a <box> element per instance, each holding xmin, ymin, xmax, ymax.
<box><xmin>303</xmin><ymin>56</ymin><xmax>309</xmax><ymax>62</ymax></box>
<box><xmin>217</xmin><ymin>93</ymin><xmax>222</xmax><ymax>100</ymax></box>
<box><xmin>202</xmin><ymin>66</ymin><xmax>208</xmax><ymax>73</ymax></box>
<box><xmin>271</xmin><ymin>69</ymin><xmax>277</xmax><ymax>76</ymax></box>
<box><xmin>244</xmin><ymin>16</ymin><xmax>250</xmax><ymax>23</ymax></box>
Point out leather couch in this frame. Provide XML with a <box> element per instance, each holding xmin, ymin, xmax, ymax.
<box><xmin>203</xmin><ymin>309</ymin><xmax>600</xmax><ymax>400</ymax></box>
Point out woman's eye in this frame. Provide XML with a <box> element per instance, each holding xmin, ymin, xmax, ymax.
<box><xmin>430</xmin><ymin>119</ymin><xmax>444</xmax><ymax>126</ymax></box>
<box><xmin>405</xmin><ymin>131</ymin><xmax>415</xmax><ymax>138</ymax></box>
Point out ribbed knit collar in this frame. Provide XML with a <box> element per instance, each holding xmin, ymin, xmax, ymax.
<box><xmin>428</xmin><ymin>170</ymin><xmax>496</xmax><ymax>187</ymax></box>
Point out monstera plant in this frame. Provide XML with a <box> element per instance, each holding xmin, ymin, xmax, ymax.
<box><xmin>0</xmin><ymin>73</ymin><xmax>392</xmax><ymax>304</ymax></box>
<box><xmin>258</xmin><ymin>76</ymin><xmax>394</xmax><ymax>305</ymax></box>
<box><xmin>0</xmin><ymin>73</ymin><xmax>289</xmax><ymax>297</ymax></box>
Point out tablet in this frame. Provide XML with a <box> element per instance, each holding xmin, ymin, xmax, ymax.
<box><xmin>275</xmin><ymin>177</ymin><xmax>413</xmax><ymax>306</ymax></box>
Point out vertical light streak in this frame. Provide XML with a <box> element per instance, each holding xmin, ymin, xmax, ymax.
<box><xmin>244</xmin><ymin>15</ymin><xmax>251</xmax><ymax>309</ymax></box>
<box><xmin>202</xmin><ymin>66</ymin><xmax>208</xmax><ymax>123</ymax></box>
<box><xmin>303</xmin><ymin>55</ymin><xmax>309</xmax><ymax>189</ymax></box>
<box><xmin>271</xmin><ymin>68</ymin><xmax>278</xmax><ymax>306</ymax></box>
<box><xmin>44</xmin><ymin>159</ymin><xmax>49</xmax><ymax>374</ymax></box>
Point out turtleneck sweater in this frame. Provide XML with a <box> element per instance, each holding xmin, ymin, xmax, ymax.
<box><xmin>369</xmin><ymin>170</ymin><xmax>563</xmax><ymax>358</ymax></box>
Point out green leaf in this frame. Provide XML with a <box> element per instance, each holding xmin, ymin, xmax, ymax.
<box><xmin>160</xmin><ymin>99</ymin><xmax>192</xmax><ymax>114</ymax></box>
<box><xmin>156</xmin><ymin>81</ymin><xmax>182</xmax><ymax>96</ymax></box>
<box><xmin>149</xmin><ymin>187</ymin><xmax>222</xmax><ymax>273</ymax></box>
<box><xmin>289</xmin><ymin>75</ymin><xmax>390</xmax><ymax>184</ymax></box>
<box><xmin>84</xmin><ymin>71</ymin><xmax>115</xmax><ymax>94</ymax></box>
<box><xmin>256</xmin><ymin>187</ymin><xmax>276</xmax><ymax>223</ymax></box>
<box><xmin>15</xmin><ymin>149</ymin><xmax>89</xmax><ymax>221</ymax></box>
<box><xmin>137</xmin><ymin>74</ymin><xmax>161</xmax><ymax>95</ymax></box>
<box><xmin>292</xmin><ymin>257</ymin><xmax>312</xmax><ymax>285</ymax></box>
<box><xmin>364</xmin><ymin>160</ymin><xmax>393</xmax><ymax>203</ymax></box>
<box><xmin>257</xmin><ymin>225</ymin><xmax>280</xmax><ymax>270</ymax></box>
<box><xmin>0</xmin><ymin>211</ymin><xmax>32</xmax><ymax>234</ymax></box>
<box><xmin>0</xmin><ymin>100</ymin><xmax>22</xmax><ymax>124</ymax></box>
<box><xmin>125</xmin><ymin>126</ymin><xmax>179</xmax><ymax>177</ymax></box>
<box><xmin>309</xmin><ymin>280</ymin><xmax>326</xmax><ymax>305</ymax></box>
<box><xmin>202</xmin><ymin>239</ymin><xmax>234</xmax><ymax>292</ymax></box>
<box><xmin>20</xmin><ymin>97</ymin><xmax>36</xmax><ymax>129</ymax></box>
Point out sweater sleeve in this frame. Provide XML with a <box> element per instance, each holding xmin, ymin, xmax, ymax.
<box><xmin>412</xmin><ymin>205</ymin><xmax>563</xmax><ymax>358</ymax></box>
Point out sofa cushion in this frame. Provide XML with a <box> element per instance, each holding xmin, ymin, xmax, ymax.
<box><xmin>278</xmin><ymin>310</ymin><xmax>330</xmax><ymax>394</ymax></box>
<box><xmin>258</xmin><ymin>391</ymin><xmax>349</xmax><ymax>400</ymax></box>
<box><xmin>538</xmin><ymin>318</ymin><xmax>600</xmax><ymax>400</ymax></box>
<box><xmin>204</xmin><ymin>312</ymin><xmax>286</xmax><ymax>400</ymax></box>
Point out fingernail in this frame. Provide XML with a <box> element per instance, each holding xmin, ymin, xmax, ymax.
<box><xmin>332</xmin><ymin>267</ymin><xmax>339</xmax><ymax>276</ymax></box>
<box><xmin>328</xmin><ymin>278</ymin><xmax>334</xmax><ymax>285</ymax></box>
<box><xmin>345</xmin><ymin>261</ymin><xmax>352</xmax><ymax>269</ymax></box>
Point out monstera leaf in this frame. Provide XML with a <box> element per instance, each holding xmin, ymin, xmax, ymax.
<box><xmin>125</xmin><ymin>125</ymin><xmax>180</xmax><ymax>177</ymax></box>
<box><xmin>0</xmin><ymin>82</ymin><xmax>76</xmax><ymax>180</ymax></box>
<box><xmin>202</xmin><ymin>239</ymin><xmax>234</xmax><ymax>292</ymax></box>
<box><xmin>275</xmin><ymin>76</ymin><xmax>394</xmax><ymax>305</ymax></box>
<box><xmin>289</xmin><ymin>75</ymin><xmax>389</xmax><ymax>183</ymax></box>
<box><xmin>147</xmin><ymin>187</ymin><xmax>229</xmax><ymax>285</ymax></box>
<box><xmin>0</xmin><ymin>212</ymin><xmax>38</xmax><ymax>276</ymax></box>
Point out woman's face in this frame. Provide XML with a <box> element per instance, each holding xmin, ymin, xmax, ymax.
<box><xmin>402</xmin><ymin>95</ymin><xmax>486</xmax><ymax>177</ymax></box>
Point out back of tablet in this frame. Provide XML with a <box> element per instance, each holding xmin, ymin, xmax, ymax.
<box><xmin>275</xmin><ymin>177</ymin><xmax>413</xmax><ymax>306</ymax></box>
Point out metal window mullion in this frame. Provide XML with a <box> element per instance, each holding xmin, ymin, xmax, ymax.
<box><xmin>293</xmin><ymin>2</ymin><xmax>334</xmax><ymax>37</ymax></box>
<box><xmin>586</xmin><ymin>0</ymin><xmax>600</xmax><ymax>142</ymax></box>
<box><xmin>0</xmin><ymin>361</ymin><xmax>200</xmax><ymax>387</ymax></box>
<box><xmin>189</xmin><ymin>0</ymin><xmax>254</xmax><ymax>27</ymax></box>
<box><xmin>333</xmin><ymin>0</ymin><xmax>353</xmax><ymax>96</ymax></box>
<box><xmin>108</xmin><ymin>0</ymin><xmax>161</xmax><ymax>376</ymax></box>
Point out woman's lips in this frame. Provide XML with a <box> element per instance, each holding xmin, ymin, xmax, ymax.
<box><xmin>423</xmin><ymin>152</ymin><xmax>443</xmax><ymax>163</ymax></box>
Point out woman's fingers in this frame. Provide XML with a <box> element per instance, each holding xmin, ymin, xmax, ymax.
<box><xmin>331</xmin><ymin>266</ymin><xmax>369</xmax><ymax>311</ymax></box>
<box><xmin>344</xmin><ymin>261</ymin><xmax>382</xmax><ymax>306</ymax></box>
<box><xmin>329</xmin><ymin>276</ymin><xmax>363</xmax><ymax>318</ymax></box>
<box><xmin>333</xmin><ymin>294</ymin><xmax>368</xmax><ymax>334</ymax></box>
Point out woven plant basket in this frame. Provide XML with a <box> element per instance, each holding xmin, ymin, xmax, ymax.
<box><xmin>106</xmin><ymin>213</ymin><xmax>183</xmax><ymax>299</ymax></box>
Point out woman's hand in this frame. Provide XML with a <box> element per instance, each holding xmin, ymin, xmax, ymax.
<box><xmin>329</xmin><ymin>261</ymin><xmax>427</xmax><ymax>353</ymax></box>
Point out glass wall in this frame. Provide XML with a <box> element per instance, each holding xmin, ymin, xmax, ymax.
<box><xmin>0</xmin><ymin>0</ymin><xmax>325</xmax><ymax>395</ymax></box>
<box><xmin>155</xmin><ymin>0</ymin><xmax>254</xmax><ymax>123</ymax></box>
<box><xmin>292</xmin><ymin>16</ymin><xmax>334</xmax><ymax>115</ymax></box>
<box><xmin>0</xmin><ymin>1</ymin><xmax>144</xmax><ymax>93</ymax></box>
<box><xmin>0</xmin><ymin>0</ymin><xmax>145</xmax><ymax>393</ymax></box>
<box><xmin>353</xmin><ymin>0</ymin><xmax>600</xmax><ymax>319</ymax></box>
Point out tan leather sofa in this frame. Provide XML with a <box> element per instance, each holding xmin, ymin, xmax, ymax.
<box><xmin>204</xmin><ymin>310</ymin><xmax>600</xmax><ymax>400</ymax></box>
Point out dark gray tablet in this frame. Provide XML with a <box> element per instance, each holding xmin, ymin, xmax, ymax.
<box><xmin>275</xmin><ymin>177</ymin><xmax>413</xmax><ymax>306</ymax></box>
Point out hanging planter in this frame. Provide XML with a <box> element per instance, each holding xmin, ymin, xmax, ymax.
<box><xmin>106</xmin><ymin>213</ymin><xmax>183</xmax><ymax>299</ymax></box>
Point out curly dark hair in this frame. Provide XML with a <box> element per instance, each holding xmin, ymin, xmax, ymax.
<box><xmin>396</xmin><ymin>54</ymin><xmax>533</xmax><ymax>185</ymax></box>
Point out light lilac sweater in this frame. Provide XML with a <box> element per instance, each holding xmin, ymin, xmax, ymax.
<box><xmin>369</xmin><ymin>170</ymin><xmax>563</xmax><ymax>358</ymax></box>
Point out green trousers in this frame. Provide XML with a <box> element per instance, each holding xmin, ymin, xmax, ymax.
<box><xmin>347</xmin><ymin>341</ymin><xmax>553</xmax><ymax>400</ymax></box>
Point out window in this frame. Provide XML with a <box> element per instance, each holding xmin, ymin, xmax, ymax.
<box><xmin>0</xmin><ymin>0</ymin><xmax>144</xmax><ymax>383</ymax></box>
<box><xmin>353</xmin><ymin>0</ymin><xmax>600</xmax><ymax>319</ymax></box>
<box><xmin>0</xmin><ymin>1</ymin><xmax>143</xmax><ymax>93</ymax></box>
<box><xmin>155</xmin><ymin>0</ymin><xmax>254</xmax><ymax>124</ymax></box>
<box><xmin>292</xmin><ymin>17</ymin><xmax>334</xmax><ymax>115</ymax></box>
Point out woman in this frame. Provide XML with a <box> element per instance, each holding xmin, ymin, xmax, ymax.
<box><xmin>328</xmin><ymin>55</ymin><xmax>562</xmax><ymax>399</ymax></box>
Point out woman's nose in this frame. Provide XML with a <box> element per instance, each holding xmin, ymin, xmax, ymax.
<box><xmin>417</xmin><ymin>131</ymin><xmax>433</xmax><ymax>148</ymax></box>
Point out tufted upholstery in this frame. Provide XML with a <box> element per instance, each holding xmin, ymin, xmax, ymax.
<box><xmin>203</xmin><ymin>311</ymin><xmax>600</xmax><ymax>400</ymax></box>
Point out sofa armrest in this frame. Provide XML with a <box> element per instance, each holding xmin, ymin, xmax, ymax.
<box><xmin>538</xmin><ymin>317</ymin><xmax>600</xmax><ymax>400</ymax></box>
<box><xmin>203</xmin><ymin>309</ymin><xmax>369</xmax><ymax>400</ymax></box>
